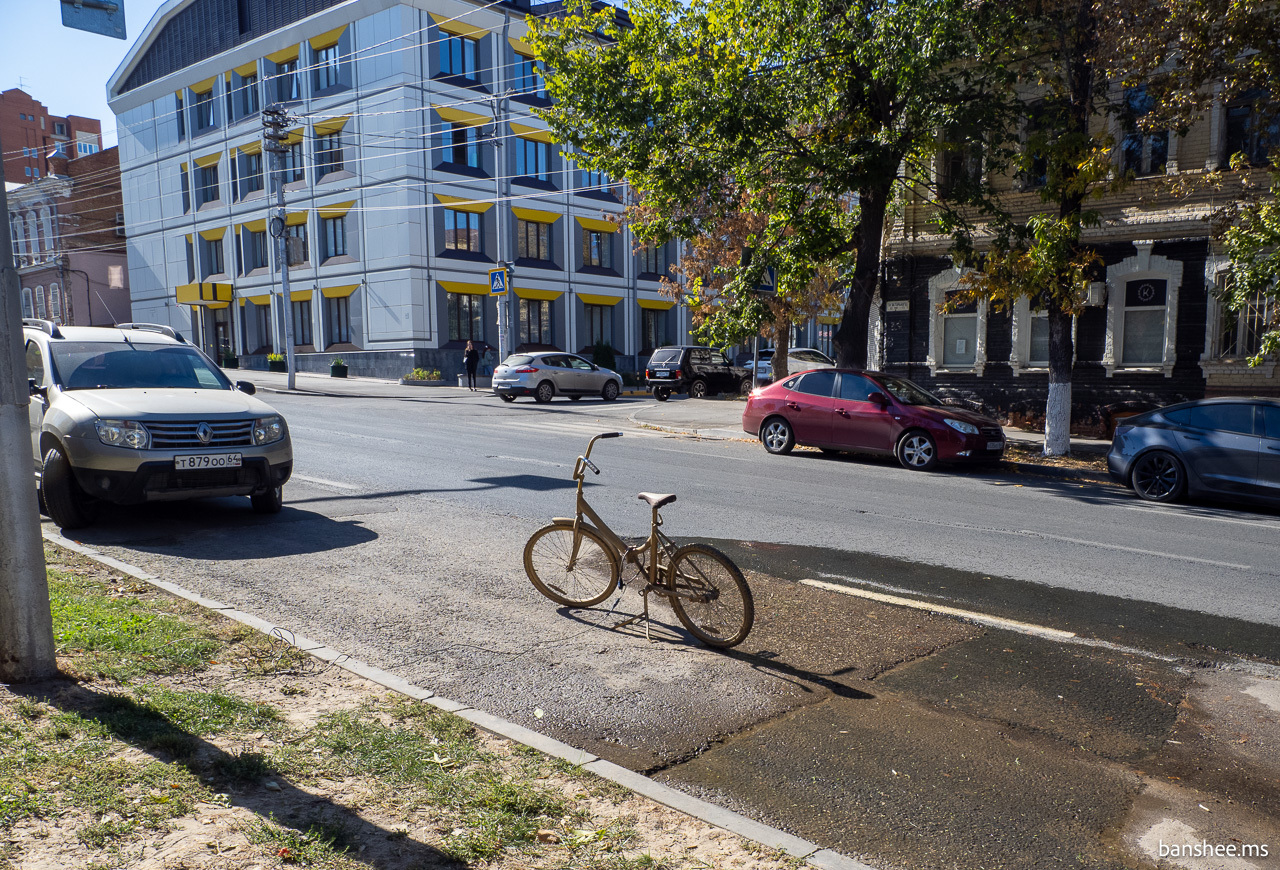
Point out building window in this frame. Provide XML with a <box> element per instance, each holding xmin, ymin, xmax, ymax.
<box><xmin>582</xmin><ymin>228</ymin><xmax>612</xmax><ymax>269</ymax></box>
<box><xmin>49</xmin><ymin>285</ymin><xmax>62</xmax><ymax>324</ymax></box>
<box><xmin>34</xmin><ymin>286</ymin><xmax>46</xmax><ymax>319</ymax></box>
<box><xmin>201</xmin><ymin>236</ymin><xmax>225</xmax><ymax>278</ymax></box>
<box><xmin>1120</xmin><ymin>279</ymin><xmax>1167</xmax><ymax>364</ymax></box>
<box><xmin>1216</xmin><ymin>282</ymin><xmax>1274</xmax><ymax>360</ymax></box>
<box><xmin>181</xmin><ymin>165</ymin><xmax>191</xmax><ymax>212</ymax></box>
<box><xmin>54</xmin><ymin>122</ymin><xmax>67</xmax><ymax>136</ymax></box>
<box><xmin>275</xmin><ymin>59</ymin><xmax>301</xmax><ymax>102</ymax></box>
<box><xmin>514</xmin><ymin>54</ymin><xmax>544</xmax><ymax>99</ymax></box>
<box><xmin>196</xmin><ymin>164</ymin><xmax>219</xmax><ymax>206</ymax></box>
<box><xmin>76</xmin><ymin>143</ymin><xmax>99</xmax><ymax>156</ymax></box>
<box><xmin>21</xmin><ymin>288</ymin><xmax>34</xmax><ymax>319</ymax></box>
<box><xmin>285</xmin><ymin>223</ymin><xmax>308</xmax><ymax>266</ymax></box>
<box><xmin>1120</xmin><ymin>87</ymin><xmax>1168</xmax><ymax>177</ymax></box>
<box><xmin>444</xmin><ymin>209</ymin><xmax>481</xmax><ymax>252</ymax></box>
<box><xmin>314</xmin><ymin>44</ymin><xmax>343</xmax><ymax>91</ymax></box>
<box><xmin>115</xmin><ymin>213</ymin><xmax>126</xmax><ymax>237</ymax></box>
<box><xmin>240</xmin><ymin>151</ymin><xmax>264</xmax><ymax>196</ymax></box>
<box><xmin>322</xmin><ymin>215</ymin><xmax>347</xmax><ymax>260</ymax></box>
<box><xmin>937</xmin><ymin>133</ymin><xmax>984</xmax><ymax>200</ymax></box>
<box><xmin>1224</xmin><ymin>93</ymin><xmax>1278</xmax><ymax>167</ymax></box>
<box><xmin>193</xmin><ymin>89</ymin><xmax>216</xmax><ymax>131</ymax></box>
<box><xmin>242</xmin><ymin>229</ymin><xmax>269</xmax><ymax>271</ymax></box>
<box><xmin>815</xmin><ymin>321</ymin><xmax>835</xmax><ymax>358</ymax></box>
<box><xmin>639</xmin><ymin>243</ymin><xmax>664</xmax><ymax>276</ymax></box>
<box><xmin>283</xmin><ymin>141</ymin><xmax>305</xmax><ymax>183</ymax></box>
<box><xmin>316</xmin><ymin>132</ymin><xmax>343</xmax><ymax>176</ymax></box>
<box><xmin>240</xmin><ymin>73</ymin><xmax>260</xmax><ymax>116</ymax></box>
<box><xmin>515</xmin><ymin>139</ymin><xmax>550</xmax><ymax>181</ymax></box>
<box><xmin>255</xmin><ymin>302</ymin><xmax>273</xmax><ymax>350</ymax></box>
<box><xmin>326</xmin><ymin>295</ymin><xmax>351</xmax><ymax>346</ymax></box>
<box><xmin>517</xmin><ymin>219</ymin><xmax>550</xmax><ymax>261</ymax></box>
<box><xmin>108</xmin><ymin>265</ymin><xmax>125</xmax><ymax>289</ymax></box>
<box><xmin>640</xmin><ymin>307</ymin><xmax>668</xmax><ymax>353</ymax></box>
<box><xmin>444</xmin><ymin>123</ymin><xmax>481</xmax><ymax>168</ymax></box>
<box><xmin>519</xmin><ymin>298</ymin><xmax>552</xmax><ymax>345</ymax></box>
<box><xmin>580</xmin><ymin>166</ymin><xmax>609</xmax><ymax>191</ymax></box>
<box><xmin>1022</xmin><ymin>102</ymin><xmax>1049</xmax><ymax>190</ymax></box>
<box><xmin>447</xmin><ymin>292</ymin><xmax>483</xmax><ymax>342</ymax></box>
<box><xmin>927</xmin><ymin>270</ymin><xmax>987</xmax><ymax>375</ymax></box>
<box><xmin>176</xmin><ymin>93</ymin><xmax>185</xmax><ymax>140</ymax></box>
<box><xmin>440</xmin><ymin>33</ymin><xmax>479</xmax><ymax>79</ymax></box>
<box><xmin>584</xmin><ymin>303</ymin><xmax>612</xmax><ymax>346</ymax></box>
<box><xmin>185</xmin><ymin>237</ymin><xmax>195</xmax><ymax>282</ymax></box>
<box><xmin>292</xmin><ymin>300</ymin><xmax>313</xmax><ymax>346</ymax></box>
<box><xmin>942</xmin><ymin>292</ymin><xmax>978</xmax><ymax>367</ymax></box>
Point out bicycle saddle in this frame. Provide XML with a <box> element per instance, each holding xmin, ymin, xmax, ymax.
<box><xmin>637</xmin><ymin>492</ymin><xmax>677</xmax><ymax>508</ymax></box>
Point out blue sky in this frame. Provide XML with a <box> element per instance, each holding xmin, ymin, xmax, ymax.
<box><xmin>2</xmin><ymin>0</ymin><xmax>168</xmax><ymax>147</ymax></box>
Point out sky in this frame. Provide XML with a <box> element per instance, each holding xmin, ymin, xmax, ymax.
<box><xmin>2</xmin><ymin>0</ymin><xmax>170</xmax><ymax>148</ymax></box>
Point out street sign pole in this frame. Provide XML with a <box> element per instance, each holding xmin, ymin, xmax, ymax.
<box><xmin>263</xmin><ymin>106</ymin><xmax>297</xmax><ymax>390</ymax></box>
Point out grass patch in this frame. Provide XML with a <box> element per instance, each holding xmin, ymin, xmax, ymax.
<box><xmin>244</xmin><ymin>816</ymin><xmax>360</xmax><ymax>868</ymax></box>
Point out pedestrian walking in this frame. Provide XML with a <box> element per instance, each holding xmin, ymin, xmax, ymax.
<box><xmin>464</xmin><ymin>340</ymin><xmax>481</xmax><ymax>391</ymax></box>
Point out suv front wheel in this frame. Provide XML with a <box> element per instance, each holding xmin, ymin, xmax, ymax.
<box><xmin>251</xmin><ymin>484</ymin><xmax>284</xmax><ymax>514</ymax></box>
<box><xmin>41</xmin><ymin>446</ymin><xmax>97</xmax><ymax>529</ymax></box>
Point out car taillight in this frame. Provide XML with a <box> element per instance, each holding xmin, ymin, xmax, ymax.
<box><xmin>514</xmin><ymin>367</ymin><xmax>539</xmax><ymax>374</ymax></box>
<box><xmin>645</xmin><ymin>369</ymin><xmax>651</xmax><ymax>378</ymax></box>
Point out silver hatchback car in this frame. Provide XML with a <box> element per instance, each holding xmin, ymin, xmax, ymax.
<box><xmin>492</xmin><ymin>352</ymin><xmax>623</xmax><ymax>403</ymax></box>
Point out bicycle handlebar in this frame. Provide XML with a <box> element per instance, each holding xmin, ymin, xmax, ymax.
<box><xmin>582</xmin><ymin>457</ymin><xmax>600</xmax><ymax>475</ymax></box>
<box><xmin>575</xmin><ymin>432</ymin><xmax>622</xmax><ymax>480</ymax></box>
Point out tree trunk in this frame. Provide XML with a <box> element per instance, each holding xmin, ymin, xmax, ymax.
<box><xmin>1044</xmin><ymin>304</ymin><xmax>1074</xmax><ymax>456</ymax></box>
<box><xmin>771</xmin><ymin>326</ymin><xmax>791</xmax><ymax>382</ymax></box>
<box><xmin>834</xmin><ymin>184</ymin><xmax>890</xmax><ymax>369</ymax></box>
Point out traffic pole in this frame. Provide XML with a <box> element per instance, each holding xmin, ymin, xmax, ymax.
<box><xmin>263</xmin><ymin>106</ymin><xmax>297</xmax><ymax>389</ymax></box>
<box><xmin>0</xmin><ymin>130</ymin><xmax>57</xmax><ymax>683</ymax></box>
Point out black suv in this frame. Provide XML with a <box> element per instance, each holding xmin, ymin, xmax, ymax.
<box><xmin>645</xmin><ymin>346</ymin><xmax>752</xmax><ymax>401</ymax></box>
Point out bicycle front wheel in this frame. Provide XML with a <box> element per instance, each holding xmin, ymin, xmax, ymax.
<box><xmin>524</xmin><ymin>523</ymin><xmax>620</xmax><ymax>607</ymax></box>
<box><xmin>667</xmin><ymin>544</ymin><xmax>754</xmax><ymax>648</ymax></box>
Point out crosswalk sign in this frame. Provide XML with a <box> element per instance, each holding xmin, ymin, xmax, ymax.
<box><xmin>489</xmin><ymin>268</ymin><xmax>508</xmax><ymax>296</ymax></box>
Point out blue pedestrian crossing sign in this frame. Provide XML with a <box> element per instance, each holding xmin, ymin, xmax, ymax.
<box><xmin>489</xmin><ymin>268</ymin><xmax>509</xmax><ymax>296</ymax></box>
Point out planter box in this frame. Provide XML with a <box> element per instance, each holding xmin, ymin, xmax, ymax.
<box><xmin>221</xmin><ymin>358</ymin><xmax>239</xmax><ymax>369</ymax></box>
<box><xmin>267</xmin><ymin>360</ymin><xmax>287</xmax><ymax>373</ymax></box>
<box><xmin>398</xmin><ymin>378</ymin><xmax>448</xmax><ymax>386</ymax></box>
<box><xmin>330</xmin><ymin>364</ymin><xmax>348</xmax><ymax>378</ymax></box>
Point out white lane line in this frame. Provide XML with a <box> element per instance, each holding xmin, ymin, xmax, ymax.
<box><xmin>293</xmin><ymin>474</ymin><xmax>360</xmax><ymax>490</ymax></box>
<box><xmin>800</xmin><ymin>578</ymin><xmax>1077</xmax><ymax>640</ymax></box>
<box><xmin>1119</xmin><ymin>504</ymin><xmax>1280</xmax><ymax>530</ymax></box>
<box><xmin>644</xmin><ymin>445</ymin><xmax>754</xmax><ymax>462</ymax></box>
<box><xmin>1016</xmin><ymin>529</ymin><xmax>1253</xmax><ymax>571</ymax></box>
<box><xmin>485</xmin><ymin>455</ymin><xmax>565</xmax><ymax>468</ymax></box>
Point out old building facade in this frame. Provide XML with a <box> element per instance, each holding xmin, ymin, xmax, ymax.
<box><xmin>0</xmin><ymin>89</ymin><xmax>103</xmax><ymax>186</ymax></box>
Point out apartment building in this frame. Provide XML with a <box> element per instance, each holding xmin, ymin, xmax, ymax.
<box><xmin>106</xmin><ymin>0</ymin><xmax>686</xmax><ymax>379</ymax></box>
<box><xmin>879</xmin><ymin>90</ymin><xmax>1278</xmax><ymax>433</ymax></box>
<box><xmin>0</xmin><ymin>89</ymin><xmax>103</xmax><ymax>185</ymax></box>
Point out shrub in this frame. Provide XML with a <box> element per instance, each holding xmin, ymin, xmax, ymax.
<box><xmin>330</xmin><ymin>358</ymin><xmax>345</xmax><ymax>366</ymax></box>
<box><xmin>591</xmin><ymin>341</ymin><xmax>616</xmax><ymax>370</ymax></box>
<box><xmin>267</xmin><ymin>353</ymin><xmax>284</xmax><ymax>362</ymax></box>
<box><xmin>405</xmin><ymin>368</ymin><xmax>442</xmax><ymax>381</ymax></box>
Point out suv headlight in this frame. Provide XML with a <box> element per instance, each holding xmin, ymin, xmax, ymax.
<box><xmin>944</xmin><ymin>418</ymin><xmax>980</xmax><ymax>435</ymax></box>
<box><xmin>252</xmin><ymin>415</ymin><xmax>286</xmax><ymax>445</ymax></box>
<box><xmin>95</xmin><ymin>420</ymin><xmax>150</xmax><ymax>449</ymax></box>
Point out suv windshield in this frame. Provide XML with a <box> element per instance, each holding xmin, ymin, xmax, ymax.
<box><xmin>50</xmin><ymin>342</ymin><xmax>230</xmax><ymax>391</ymax></box>
<box><xmin>877</xmin><ymin>375</ymin><xmax>942</xmax><ymax>406</ymax></box>
<box><xmin>648</xmin><ymin>348</ymin><xmax>682</xmax><ymax>365</ymax></box>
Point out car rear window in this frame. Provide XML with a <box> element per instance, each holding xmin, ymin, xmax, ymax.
<box><xmin>649</xmin><ymin>349</ymin><xmax>682</xmax><ymax>365</ymax></box>
<box><xmin>502</xmin><ymin>355</ymin><xmax>534</xmax><ymax>366</ymax></box>
<box><xmin>792</xmin><ymin>350</ymin><xmax>833</xmax><ymax>364</ymax></box>
<box><xmin>51</xmin><ymin>342</ymin><xmax>229</xmax><ymax>391</ymax></box>
<box><xmin>1163</xmin><ymin>403</ymin><xmax>1256</xmax><ymax>435</ymax></box>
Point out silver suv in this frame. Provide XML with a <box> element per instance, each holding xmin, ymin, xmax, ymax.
<box><xmin>24</xmin><ymin>320</ymin><xmax>293</xmax><ymax>529</ymax></box>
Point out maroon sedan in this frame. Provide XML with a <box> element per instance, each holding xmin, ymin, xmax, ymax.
<box><xmin>742</xmin><ymin>369</ymin><xmax>1005</xmax><ymax>471</ymax></box>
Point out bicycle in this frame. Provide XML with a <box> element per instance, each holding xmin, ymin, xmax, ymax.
<box><xmin>524</xmin><ymin>432</ymin><xmax>755</xmax><ymax>648</ymax></box>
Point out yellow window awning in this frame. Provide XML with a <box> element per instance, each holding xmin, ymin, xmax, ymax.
<box><xmin>434</xmin><ymin>105</ymin><xmax>489</xmax><ymax>126</ymax></box>
<box><xmin>440</xmin><ymin>281</ymin><xmax>489</xmax><ymax>296</ymax></box>
<box><xmin>638</xmin><ymin>298</ymin><xmax>675</xmax><ymax>310</ymax></box>
<box><xmin>510</xmin><ymin>122</ymin><xmax>555</xmax><ymax>144</ymax></box>
<box><xmin>237</xmin><ymin>218</ymin><xmax>267</xmax><ymax>233</ymax></box>
<box><xmin>285</xmin><ymin>211</ymin><xmax>308</xmax><ymax>227</ymax></box>
<box><xmin>189</xmin><ymin>76</ymin><xmax>216</xmax><ymax>94</ymax></box>
<box><xmin>579</xmin><ymin>293</ymin><xmax>622</xmax><ymax>306</ymax></box>
<box><xmin>194</xmin><ymin>152</ymin><xmax>221</xmax><ymax>168</ymax></box>
<box><xmin>291</xmin><ymin>290</ymin><xmax>312</xmax><ymax>302</ymax></box>
<box><xmin>176</xmin><ymin>282</ymin><xmax>233</xmax><ymax>306</ymax></box>
<box><xmin>317</xmin><ymin>200</ymin><xmax>355</xmax><ymax>219</ymax></box>
<box><xmin>284</xmin><ymin>128</ymin><xmax>304</xmax><ymax>145</ymax></box>
<box><xmin>238</xmin><ymin>290</ymin><xmax>272</xmax><ymax>306</ymax></box>
<box><xmin>313</xmin><ymin>114</ymin><xmax>349</xmax><ymax>136</ymax></box>
<box><xmin>310</xmin><ymin>25</ymin><xmax>347</xmax><ymax>50</ymax></box>
<box><xmin>514</xmin><ymin>287</ymin><xmax>563</xmax><ymax>301</ymax></box>
<box><xmin>436</xmin><ymin>193</ymin><xmax>493</xmax><ymax>214</ymax></box>
<box><xmin>429</xmin><ymin>12</ymin><xmax>488</xmax><ymax>39</ymax></box>
<box><xmin>321</xmin><ymin>284</ymin><xmax>358</xmax><ymax>298</ymax></box>
<box><xmin>234</xmin><ymin>60</ymin><xmax>258</xmax><ymax>78</ymax></box>
<box><xmin>509</xmin><ymin>36</ymin><xmax>535</xmax><ymax>56</ymax></box>
<box><xmin>817</xmin><ymin>315</ymin><xmax>840</xmax><ymax>325</ymax></box>
<box><xmin>237</xmin><ymin>140</ymin><xmax>262</xmax><ymax>156</ymax></box>
<box><xmin>198</xmin><ymin>226</ymin><xmax>227</xmax><ymax>241</ymax></box>
<box><xmin>266</xmin><ymin>45</ymin><xmax>299</xmax><ymax>65</ymax></box>
<box><xmin>512</xmin><ymin>206</ymin><xmax>559</xmax><ymax>224</ymax></box>
<box><xmin>576</xmin><ymin>216</ymin><xmax>619</xmax><ymax>234</ymax></box>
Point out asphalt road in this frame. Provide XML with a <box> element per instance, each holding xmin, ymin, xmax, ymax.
<box><xmin>56</xmin><ymin>388</ymin><xmax>1280</xmax><ymax>869</ymax></box>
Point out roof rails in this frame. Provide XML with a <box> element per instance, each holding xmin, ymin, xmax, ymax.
<box><xmin>22</xmin><ymin>318</ymin><xmax>64</xmax><ymax>339</ymax></box>
<box><xmin>117</xmin><ymin>323</ymin><xmax>187</xmax><ymax>343</ymax></box>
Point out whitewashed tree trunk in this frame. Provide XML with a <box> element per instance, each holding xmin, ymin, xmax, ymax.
<box><xmin>1044</xmin><ymin>381</ymin><xmax>1072</xmax><ymax>456</ymax></box>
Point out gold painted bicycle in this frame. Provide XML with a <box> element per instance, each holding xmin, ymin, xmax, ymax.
<box><xmin>524</xmin><ymin>432</ymin><xmax>755</xmax><ymax>648</ymax></box>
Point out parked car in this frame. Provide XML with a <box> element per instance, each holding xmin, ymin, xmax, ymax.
<box><xmin>1107</xmin><ymin>397</ymin><xmax>1280</xmax><ymax>505</ymax></box>
<box><xmin>645</xmin><ymin>345</ymin><xmax>753</xmax><ymax>401</ymax></box>
<box><xmin>745</xmin><ymin>347</ymin><xmax>836</xmax><ymax>384</ymax></box>
<box><xmin>742</xmin><ymin>368</ymin><xmax>1005</xmax><ymax>470</ymax></box>
<box><xmin>24</xmin><ymin>319</ymin><xmax>293</xmax><ymax>529</ymax></box>
<box><xmin>491</xmin><ymin>351</ymin><xmax>622</xmax><ymax>403</ymax></box>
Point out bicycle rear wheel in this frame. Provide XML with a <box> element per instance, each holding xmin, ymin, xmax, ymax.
<box><xmin>524</xmin><ymin>523</ymin><xmax>620</xmax><ymax>607</ymax></box>
<box><xmin>666</xmin><ymin>544</ymin><xmax>754</xmax><ymax>648</ymax></box>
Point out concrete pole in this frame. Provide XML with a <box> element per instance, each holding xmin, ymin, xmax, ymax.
<box><xmin>0</xmin><ymin>132</ymin><xmax>58</xmax><ymax>683</ymax></box>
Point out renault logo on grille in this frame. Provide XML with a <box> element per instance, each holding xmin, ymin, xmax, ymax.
<box><xmin>196</xmin><ymin>423</ymin><xmax>214</xmax><ymax>444</ymax></box>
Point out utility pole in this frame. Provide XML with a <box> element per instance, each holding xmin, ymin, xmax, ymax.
<box><xmin>0</xmin><ymin>128</ymin><xmax>57</xmax><ymax>683</ymax></box>
<box><xmin>489</xmin><ymin>93</ymin><xmax>511</xmax><ymax>361</ymax></box>
<box><xmin>263</xmin><ymin>105</ymin><xmax>297</xmax><ymax>390</ymax></box>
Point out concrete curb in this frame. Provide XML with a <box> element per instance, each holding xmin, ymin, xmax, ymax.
<box><xmin>42</xmin><ymin>530</ymin><xmax>877</xmax><ymax>870</ymax></box>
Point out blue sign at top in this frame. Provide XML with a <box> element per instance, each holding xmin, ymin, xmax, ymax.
<box><xmin>489</xmin><ymin>268</ymin><xmax>508</xmax><ymax>296</ymax></box>
<box><xmin>61</xmin><ymin>0</ymin><xmax>128</xmax><ymax>40</ymax></box>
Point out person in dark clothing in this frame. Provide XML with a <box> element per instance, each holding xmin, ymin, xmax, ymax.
<box><xmin>464</xmin><ymin>340</ymin><xmax>481</xmax><ymax>391</ymax></box>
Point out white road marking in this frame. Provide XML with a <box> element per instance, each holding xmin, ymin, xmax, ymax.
<box><xmin>1120</xmin><ymin>504</ymin><xmax>1280</xmax><ymax>530</ymax></box>
<box><xmin>1016</xmin><ymin>529</ymin><xmax>1253</xmax><ymax>571</ymax></box>
<box><xmin>485</xmin><ymin>455</ymin><xmax>565</xmax><ymax>468</ymax></box>
<box><xmin>644</xmin><ymin>445</ymin><xmax>754</xmax><ymax>461</ymax></box>
<box><xmin>293</xmin><ymin>474</ymin><xmax>360</xmax><ymax>490</ymax></box>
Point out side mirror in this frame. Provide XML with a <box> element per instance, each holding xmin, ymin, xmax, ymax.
<box><xmin>235</xmin><ymin>380</ymin><xmax>257</xmax><ymax>395</ymax></box>
<box><xmin>868</xmin><ymin>391</ymin><xmax>890</xmax><ymax>408</ymax></box>
<box><xmin>29</xmin><ymin>378</ymin><xmax>44</xmax><ymax>399</ymax></box>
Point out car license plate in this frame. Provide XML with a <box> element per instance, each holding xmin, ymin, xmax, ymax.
<box><xmin>655</xmin><ymin>370</ymin><xmax>671</xmax><ymax>377</ymax></box>
<box><xmin>175</xmin><ymin>453</ymin><xmax>242</xmax><ymax>470</ymax></box>
<box><xmin>986</xmin><ymin>441</ymin><xmax>1003</xmax><ymax>451</ymax></box>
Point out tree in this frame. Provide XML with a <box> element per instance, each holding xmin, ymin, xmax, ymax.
<box><xmin>528</xmin><ymin>0</ymin><xmax>1016</xmax><ymax>370</ymax></box>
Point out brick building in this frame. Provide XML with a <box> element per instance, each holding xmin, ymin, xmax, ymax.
<box><xmin>0</xmin><ymin>89</ymin><xmax>103</xmax><ymax>185</ymax></box>
<box><xmin>8</xmin><ymin>146</ymin><xmax>132</xmax><ymax>327</ymax></box>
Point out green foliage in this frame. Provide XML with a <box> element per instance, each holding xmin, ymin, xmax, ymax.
<box><xmin>267</xmin><ymin>353</ymin><xmax>285</xmax><ymax>362</ymax></box>
<box><xmin>591</xmin><ymin>341</ymin><xmax>617</xmax><ymax>370</ymax></box>
<box><xmin>1221</xmin><ymin>167</ymin><xmax>1280</xmax><ymax>363</ymax></box>
<box><xmin>330</xmin><ymin>358</ymin><xmax>345</xmax><ymax>366</ymax></box>
<box><xmin>405</xmin><ymin>368</ymin><xmax>443</xmax><ymax>381</ymax></box>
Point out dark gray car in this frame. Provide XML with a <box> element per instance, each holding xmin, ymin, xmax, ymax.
<box><xmin>1107</xmin><ymin>397</ymin><xmax>1280</xmax><ymax>505</ymax></box>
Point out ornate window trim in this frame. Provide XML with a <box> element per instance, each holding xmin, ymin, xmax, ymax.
<box><xmin>1102</xmin><ymin>241</ymin><xmax>1181</xmax><ymax>377</ymax></box>
<box><xmin>1200</xmin><ymin>254</ymin><xmax>1277</xmax><ymax>379</ymax></box>
<box><xmin>926</xmin><ymin>267</ymin><xmax>987</xmax><ymax>376</ymax></box>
